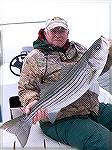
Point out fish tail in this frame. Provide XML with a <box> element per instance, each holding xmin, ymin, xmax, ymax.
<box><xmin>0</xmin><ymin>114</ymin><xmax>32</xmax><ymax>147</ymax></box>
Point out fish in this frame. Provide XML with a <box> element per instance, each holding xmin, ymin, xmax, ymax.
<box><xmin>0</xmin><ymin>36</ymin><xmax>109</xmax><ymax>147</ymax></box>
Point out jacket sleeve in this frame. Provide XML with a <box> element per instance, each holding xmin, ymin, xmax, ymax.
<box><xmin>18</xmin><ymin>55</ymin><xmax>42</xmax><ymax>107</ymax></box>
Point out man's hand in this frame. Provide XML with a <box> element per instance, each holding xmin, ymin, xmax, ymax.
<box><xmin>21</xmin><ymin>100</ymin><xmax>48</xmax><ymax>124</ymax></box>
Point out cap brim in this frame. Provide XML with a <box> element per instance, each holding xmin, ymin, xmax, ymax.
<box><xmin>47</xmin><ymin>23</ymin><xmax>68</xmax><ymax>30</ymax></box>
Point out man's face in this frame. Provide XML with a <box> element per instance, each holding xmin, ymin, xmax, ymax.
<box><xmin>44</xmin><ymin>26</ymin><xmax>69</xmax><ymax>47</ymax></box>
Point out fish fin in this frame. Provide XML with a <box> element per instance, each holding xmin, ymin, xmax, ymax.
<box><xmin>48</xmin><ymin>111</ymin><xmax>59</xmax><ymax>123</ymax></box>
<box><xmin>0</xmin><ymin>114</ymin><xmax>32</xmax><ymax>147</ymax></box>
<box><xmin>0</xmin><ymin>114</ymin><xmax>24</xmax><ymax>129</ymax></box>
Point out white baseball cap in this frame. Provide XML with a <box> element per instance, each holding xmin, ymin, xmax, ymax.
<box><xmin>45</xmin><ymin>17</ymin><xmax>69</xmax><ymax>31</ymax></box>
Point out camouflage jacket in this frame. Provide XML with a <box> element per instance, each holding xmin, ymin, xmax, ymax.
<box><xmin>18</xmin><ymin>41</ymin><xmax>111</xmax><ymax>121</ymax></box>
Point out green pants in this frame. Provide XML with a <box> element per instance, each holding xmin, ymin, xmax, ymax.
<box><xmin>40</xmin><ymin>103</ymin><xmax>112</xmax><ymax>150</ymax></box>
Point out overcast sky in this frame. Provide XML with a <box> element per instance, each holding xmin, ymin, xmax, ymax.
<box><xmin>0</xmin><ymin>0</ymin><xmax>112</xmax><ymax>62</ymax></box>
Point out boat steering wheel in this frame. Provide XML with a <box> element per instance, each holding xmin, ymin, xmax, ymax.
<box><xmin>9</xmin><ymin>53</ymin><xmax>27</xmax><ymax>76</ymax></box>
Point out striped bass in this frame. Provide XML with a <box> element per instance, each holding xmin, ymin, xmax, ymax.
<box><xmin>0</xmin><ymin>36</ymin><xmax>109</xmax><ymax>147</ymax></box>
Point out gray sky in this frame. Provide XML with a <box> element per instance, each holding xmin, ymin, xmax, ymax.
<box><xmin>0</xmin><ymin>0</ymin><xmax>112</xmax><ymax>62</ymax></box>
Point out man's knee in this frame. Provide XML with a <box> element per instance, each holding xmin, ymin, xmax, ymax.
<box><xmin>83</xmin><ymin>130</ymin><xmax>112</xmax><ymax>150</ymax></box>
<box><xmin>66</xmin><ymin>118</ymin><xmax>112</xmax><ymax>150</ymax></box>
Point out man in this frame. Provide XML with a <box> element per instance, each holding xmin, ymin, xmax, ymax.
<box><xmin>18</xmin><ymin>17</ymin><xmax>112</xmax><ymax>150</ymax></box>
